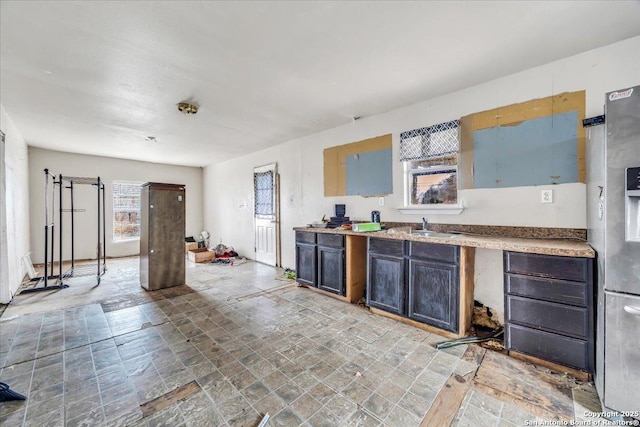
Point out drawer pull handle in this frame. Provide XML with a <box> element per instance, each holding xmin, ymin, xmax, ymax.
<box><xmin>623</xmin><ymin>305</ymin><xmax>640</xmax><ymax>316</ymax></box>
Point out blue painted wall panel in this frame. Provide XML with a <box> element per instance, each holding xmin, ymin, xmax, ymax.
<box><xmin>473</xmin><ymin>111</ymin><xmax>578</xmax><ymax>188</ymax></box>
<box><xmin>346</xmin><ymin>148</ymin><xmax>393</xmax><ymax>196</ymax></box>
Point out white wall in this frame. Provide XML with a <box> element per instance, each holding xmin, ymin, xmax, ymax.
<box><xmin>204</xmin><ymin>36</ymin><xmax>640</xmax><ymax>318</ymax></box>
<box><xmin>0</xmin><ymin>105</ymin><xmax>31</xmax><ymax>303</ymax></box>
<box><xmin>28</xmin><ymin>148</ymin><xmax>203</xmax><ymax>264</ymax></box>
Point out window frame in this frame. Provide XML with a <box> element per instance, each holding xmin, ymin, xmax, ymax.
<box><xmin>405</xmin><ymin>161</ymin><xmax>459</xmax><ymax>206</ymax></box>
<box><xmin>254</xmin><ymin>170</ymin><xmax>275</xmax><ymax>218</ymax></box>
<box><xmin>399</xmin><ymin>120</ymin><xmax>464</xmax><ymax>215</ymax></box>
<box><xmin>112</xmin><ymin>181</ymin><xmax>143</xmax><ymax>242</ymax></box>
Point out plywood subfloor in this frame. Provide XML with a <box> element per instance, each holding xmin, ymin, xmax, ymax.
<box><xmin>421</xmin><ymin>344</ymin><xmax>601</xmax><ymax>425</ymax></box>
<box><xmin>472</xmin><ymin>349</ymin><xmax>579</xmax><ymax>421</ymax></box>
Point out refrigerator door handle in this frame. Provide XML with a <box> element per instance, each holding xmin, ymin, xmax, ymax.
<box><xmin>623</xmin><ymin>305</ymin><xmax>640</xmax><ymax>316</ymax></box>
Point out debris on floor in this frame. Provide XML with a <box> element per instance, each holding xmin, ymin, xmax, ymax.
<box><xmin>0</xmin><ymin>382</ymin><xmax>27</xmax><ymax>402</ymax></box>
<box><xmin>473</xmin><ymin>300</ymin><xmax>502</xmax><ymax>330</ymax></box>
<box><xmin>211</xmin><ymin>256</ymin><xmax>247</xmax><ymax>266</ymax></box>
<box><xmin>284</xmin><ymin>268</ymin><xmax>296</xmax><ymax>279</ymax></box>
<box><xmin>435</xmin><ymin>328</ymin><xmax>504</xmax><ymax>350</ymax></box>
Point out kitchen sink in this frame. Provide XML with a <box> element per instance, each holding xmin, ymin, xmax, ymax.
<box><xmin>411</xmin><ymin>230</ymin><xmax>456</xmax><ymax>238</ymax></box>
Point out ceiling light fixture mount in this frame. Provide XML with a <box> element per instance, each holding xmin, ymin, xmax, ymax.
<box><xmin>177</xmin><ymin>102</ymin><xmax>198</xmax><ymax>115</ymax></box>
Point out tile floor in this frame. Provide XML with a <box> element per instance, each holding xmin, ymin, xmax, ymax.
<box><xmin>0</xmin><ymin>258</ymin><xmax>596</xmax><ymax>426</ymax></box>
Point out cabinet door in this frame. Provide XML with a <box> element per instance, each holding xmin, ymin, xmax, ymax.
<box><xmin>408</xmin><ymin>259</ymin><xmax>459</xmax><ymax>332</ymax></box>
<box><xmin>296</xmin><ymin>243</ymin><xmax>317</xmax><ymax>286</ymax></box>
<box><xmin>318</xmin><ymin>247</ymin><xmax>345</xmax><ymax>295</ymax></box>
<box><xmin>367</xmin><ymin>254</ymin><xmax>405</xmax><ymax>315</ymax></box>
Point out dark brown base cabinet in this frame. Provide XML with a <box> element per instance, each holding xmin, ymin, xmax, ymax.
<box><xmin>504</xmin><ymin>251</ymin><xmax>594</xmax><ymax>373</ymax></box>
<box><xmin>295</xmin><ymin>231</ymin><xmax>345</xmax><ymax>296</ymax></box>
<box><xmin>367</xmin><ymin>238</ymin><xmax>460</xmax><ymax>333</ymax></box>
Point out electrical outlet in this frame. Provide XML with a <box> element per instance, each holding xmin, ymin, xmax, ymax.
<box><xmin>541</xmin><ymin>190</ymin><xmax>553</xmax><ymax>203</ymax></box>
<box><xmin>378</xmin><ymin>197</ymin><xmax>384</xmax><ymax>206</ymax></box>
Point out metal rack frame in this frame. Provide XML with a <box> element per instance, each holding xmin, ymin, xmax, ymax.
<box><xmin>21</xmin><ymin>169</ymin><xmax>106</xmax><ymax>293</ymax></box>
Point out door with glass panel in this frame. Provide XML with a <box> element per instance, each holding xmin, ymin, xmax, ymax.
<box><xmin>254</xmin><ymin>163</ymin><xmax>279</xmax><ymax>266</ymax></box>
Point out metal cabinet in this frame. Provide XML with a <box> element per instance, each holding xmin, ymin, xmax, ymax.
<box><xmin>140</xmin><ymin>182</ymin><xmax>185</xmax><ymax>290</ymax></box>
<box><xmin>504</xmin><ymin>251</ymin><xmax>594</xmax><ymax>373</ymax></box>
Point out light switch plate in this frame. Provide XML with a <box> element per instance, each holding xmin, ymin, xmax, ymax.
<box><xmin>541</xmin><ymin>190</ymin><xmax>553</xmax><ymax>203</ymax></box>
<box><xmin>378</xmin><ymin>197</ymin><xmax>384</xmax><ymax>206</ymax></box>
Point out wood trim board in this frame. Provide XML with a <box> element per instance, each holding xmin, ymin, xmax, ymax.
<box><xmin>324</xmin><ymin>134</ymin><xmax>392</xmax><ymax>196</ymax></box>
<box><xmin>345</xmin><ymin>235</ymin><xmax>367</xmax><ymax>302</ymax></box>
<box><xmin>459</xmin><ymin>246</ymin><xmax>475</xmax><ymax>336</ymax></box>
<box><xmin>460</xmin><ymin>90</ymin><xmax>586</xmax><ymax>189</ymax></box>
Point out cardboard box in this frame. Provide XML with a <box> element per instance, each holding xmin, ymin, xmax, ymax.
<box><xmin>185</xmin><ymin>242</ymin><xmax>198</xmax><ymax>254</ymax></box>
<box><xmin>188</xmin><ymin>248</ymin><xmax>215</xmax><ymax>263</ymax></box>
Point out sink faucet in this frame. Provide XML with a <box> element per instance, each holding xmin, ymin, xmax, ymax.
<box><xmin>422</xmin><ymin>217</ymin><xmax>428</xmax><ymax>230</ymax></box>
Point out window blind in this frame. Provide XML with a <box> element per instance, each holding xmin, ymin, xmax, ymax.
<box><xmin>399</xmin><ymin>120</ymin><xmax>459</xmax><ymax>161</ymax></box>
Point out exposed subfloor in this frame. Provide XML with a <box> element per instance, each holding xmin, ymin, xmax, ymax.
<box><xmin>0</xmin><ymin>257</ymin><xmax>601</xmax><ymax>426</ymax></box>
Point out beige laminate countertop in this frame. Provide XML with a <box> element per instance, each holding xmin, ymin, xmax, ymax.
<box><xmin>294</xmin><ymin>226</ymin><xmax>595</xmax><ymax>258</ymax></box>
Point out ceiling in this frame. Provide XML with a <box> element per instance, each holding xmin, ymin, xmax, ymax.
<box><xmin>2</xmin><ymin>1</ymin><xmax>640</xmax><ymax>167</ymax></box>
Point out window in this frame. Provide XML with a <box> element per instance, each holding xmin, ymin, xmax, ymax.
<box><xmin>113</xmin><ymin>181</ymin><xmax>142</xmax><ymax>241</ymax></box>
<box><xmin>400</xmin><ymin>120</ymin><xmax>460</xmax><ymax>207</ymax></box>
<box><xmin>254</xmin><ymin>170</ymin><xmax>274</xmax><ymax>216</ymax></box>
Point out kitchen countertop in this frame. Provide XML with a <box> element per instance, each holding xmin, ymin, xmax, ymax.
<box><xmin>294</xmin><ymin>226</ymin><xmax>595</xmax><ymax>258</ymax></box>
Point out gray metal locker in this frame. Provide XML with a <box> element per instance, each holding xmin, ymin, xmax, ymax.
<box><xmin>140</xmin><ymin>182</ymin><xmax>186</xmax><ymax>290</ymax></box>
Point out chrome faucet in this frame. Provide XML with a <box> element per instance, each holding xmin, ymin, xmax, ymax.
<box><xmin>422</xmin><ymin>217</ymin><xmax>428</xmax><ymax>230</ymax></box>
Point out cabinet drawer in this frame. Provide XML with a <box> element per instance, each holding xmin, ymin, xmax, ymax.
<box><xmin>409</xmin><ymin>241</ymin><xmax>458</xmax><ymax>264</ymax></box>
<box><xmin>506</xmin><ymin>295</ymin><xmax>589</xmax><ymax>338</ymax></box>
<box><xmin>505</xmin><ymin>274</ymin><xmax>588</xmax><ymax>306</ymax></box>
<box><xmin>296</xmin><ymin>231</ymin><xmax>316</xmax><ymax>244</ymax></box>
<box><xmin>317</xmin><ymin>233</ymin><xmax>344</xmax><ymax>248</ymax></box>
<box><xmin>506</xmin><ymin>323</ymin><xmax>590</xmax><ymax>371</ymax></box>
<box><xmin>504</xmin><ymin>252</ymin><xmax>590</xmax><ymax>282</ymax></box>
<box><xmin>369</xmin><ymin>238</ymin><xmax>404</xmax><ymax>257</ymax></box>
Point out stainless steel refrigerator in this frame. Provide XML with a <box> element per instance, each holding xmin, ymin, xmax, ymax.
<box><xmin>587</xmin><ymin>85</ymin><xmax>640</xmax><ymax>413</ymax></box>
